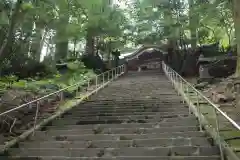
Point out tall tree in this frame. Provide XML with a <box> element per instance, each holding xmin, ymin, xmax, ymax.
<box><xmin>232</xmin><ymin>0</ymin><xmax>240</xmax><ymax>76</ymax></box>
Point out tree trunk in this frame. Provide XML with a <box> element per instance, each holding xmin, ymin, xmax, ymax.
<box><xmin>0</xmin><ymin>28</ymin><xmax>7</xmax><ymax>47</ymax></box>
<box><xmin>85</xmin><ymin>28</ymin><xmax>94</xmax><ymax>55</ymax></box>
<box><xmin>233</xmin><ymin>0</ymin><xmax>240</xmax><ymax>76</ymax></box>
<box><xmin>188</xmin><ymin>0</ymin><xmax>197</xmax><ymax>49</ymax></box>
<box><xmin>0</xmin><ymin>0</ymin><xmax>22</xmax><ymax>63</ymax></box>
<box><xmin>37</xmin><ymin>29</ymin><xmax>48</xmax><ymax>61</ymax></box>
<box><xmin>55</xmin><ymin>26</ymin><xmax>69</xmax><ymax>61</ymax></box>
<box><xmin>30</xmin><ymin>25</ymin><xmax>43</xmax><ymax>61</ymax></box>
<box><xmin>73</xmin><ymin>38</ymin><xmax>77</xmax><ymax>57</ymax></box>
<box><xmin>55</xmin><ymin>4</ymin><xmax>69</xmax><ymax>61</ymax></box>
<box><xmin>108</xmin><ymin>40</ymin><xmax>112</xmax><ymax>68</ymax></box>
<box><xmin>55</xmin><ymin>37</ymin><xmax>68</xmax><ymax>61</ymax></box>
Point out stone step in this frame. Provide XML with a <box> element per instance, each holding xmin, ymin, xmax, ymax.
<box><xmin>65</xmin><ymin>109</ymin><xmax>189</xmax><ymax>115</ymax></box>
<box><xmin>83</xmin><ymin>98</ymin><xmax>182</xmax><ymax>102</ymax></box>
<box><xmin>63</xmin><ymin>115</ymin><xmax>193</xmax><ymax>124</ymax></box>
<box><xmin>70</xmin><ymin>105</ymin><xmax>188</xmax><ymax>110</ymax></box>
<box><xmin>74</xmin><ymin>105</ymin><xmax>187</xmax><ymax>111</ymax></box>
<box><xmin>33</xmin><ymin>126</ymin><xmax>199</xmax><ymax>138</ymax></box>
<box><xmin>45</xmin><ymin>121</ymin><xmax>198</xmax><ymax>130</ymax></box>
<box><xmin>20</xmin><ymin>137</ymin><xmax>213</xmax><ymax>149</ymax></box>
<box><xmin>29</xmin><ymin>132</ymin><xmax>206</xmax><ymax>142</ymax></box>
<box><xmin>4</xmin><ymin>71</ymin><xmax>220</xmax><ymax>160</ymax></box>
<box><xmin>59</xmin><ymin>112</ymin><xmax>190</xmax><ymax>120</ymax></box>
<box><xmin>48</xmin><ymin>115</ymin><xmax>197</xmax><ymax>126</ymax></box>
<box><xmin>9</xmin><ymin>146</ymin><xmax>220</xmax><ymax>157</ymax></box>
<box><xmin>82</xmin><ymin>100</ymin><xmax>183</xmax><ymax>105</ymax></box>
<box><xmin>87</xmin><ymin>100</ymin><xmax>182</xmax><ymax>103</ymax></box>
<box><xmin>59</xmin><ymin>111</ymin><xmax>189</xmax><ymax>118</ymax></box>
<box><xmin>8</xmin><ymin>156</ymin><xmax>221</xmax><ymax>160</ymax></box>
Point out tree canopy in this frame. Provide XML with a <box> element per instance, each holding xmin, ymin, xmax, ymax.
<box><xmin>1</xmin><ymin>0</ymin><xmax>240</xmax><ymax>75</ymax></box>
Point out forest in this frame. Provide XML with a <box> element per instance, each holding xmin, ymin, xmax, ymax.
<box><xmin>0</xmin><ymin>0</ymin><xmax>240</xmax><ymax>110</ymax></box>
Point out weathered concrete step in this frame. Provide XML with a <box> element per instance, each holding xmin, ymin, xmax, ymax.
<box><xmin>68</xmin><ymin>104</ymin><xmax>188</xmax><ymax>111</ymax></box>
<box><xmin>34</xmin><ymin>126</ymin><xmax>199</xmax><ymax>137</ymax></box>
<box><xmin>29</xmin><ymin>132</ymin><xmax>207</xmax><ymax>141</ymax></box>
<box><xmin>71</xmin><ymin>104</ymin><xmax>188</xmax><ymax>110</ymax></box>
<box><xmin>49</xmin><ymin>119</ymin><xmax>170</xmax><ymax>126</ymax></box>
<box><xmin>66</xmin><ymin>108</ymin><xmax>189</xmax><ymax>115</ymax></box>
<box><xmin>50</xmin><ymin>114</ymin><xmax>192</xmax><ymax>125</ymax></box>
<box><xmin>83</xmin><ymin>100</ymin><xmax>182</xmax><ymax>103</ymax></box>
<box><xmin>45</xmin><ymin>121</ymin><xmax>198</xmax><ymax>130</ymax></box>
<box><xmin>60</xmin><ymin>112</ymin><xmax>190</xmax><ymax>120</ymax></box>
<box><xmin>76</xmin><ymin>105</ymin><xmax>186</xmax><ymax>110</ymax></box>
<box><xmin>60</xmin><ymin>111</ymin><xmax>189</xmax><ymax>118</ymax></box>
<box><xmin>8</xmin><ymin>156</ymin><xmax>221</xmax><ymax>160</ymax></box>
<box><xmin>48</xmin><ymin>116</ymin><xmax>197</xmax><ymax>126</ymax></box>
<box><xmin>86</xmin><ymin>95</ymin><xmax>182</xmax><ymax>99</ymax></box>
<box><xmin>82</xmin><ymin>99</ymin><xmax>183</xmax><ymax>104</ymax></box>
<box><xmin>20</xmin><ymin>137</ymin><xmax>213</xmax><ymax>149</ymax></box>
<box><xmin>9</xmin><ymin>146</ymin><xmax>220</xmax><ymax>157</ymax></box>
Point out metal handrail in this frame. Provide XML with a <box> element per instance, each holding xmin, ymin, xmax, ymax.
<box><xmin>162</xmin><ymin>62</ymin><xmax>240</xmax><ymax>130</ymax></box>
<box><xmin>0</xmin><ymin>65</ymin><xmax>124</xmax><ymax>116</ymax></box>
<box><xmin>0</xmin><ymin>64</ymin><xmax>126</xmax><ymax>135</ymax></box>
<box><xmin>162</xmin><ymin>61</ymin><xmax>240</xmax><ymax>160</ymax></box>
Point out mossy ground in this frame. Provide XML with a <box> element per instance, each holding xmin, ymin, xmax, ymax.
<box><xmin>180</xmin><ymin>83</ymin><xmax>240</xmax><ymax>153</ymax></box>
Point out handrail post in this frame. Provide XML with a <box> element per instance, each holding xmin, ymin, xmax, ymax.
<box><xmin>196</xmin><ymin>92</ymin><xmax>202</xmax><ymax>131</ymax></box>
<box><xmin>176</xmin><ymin>74</ymin><xmax>180</xmax><ymax>95</ymax></box>
<box><xmin>172</xmin><ymin>71</ymin><xmax>175</xmax><ymax>86</ymax></box>
<box><xmin>181</xmin><ymin>78</ymin><xmax>185</xmax><ymax>104</ymax></box>
<box><xmin>174</xmin><ymin>72</ymin><xmax>177</xmax><ymax>87</ymax></box>
<box><xmin>76</xmin><ymin>84</ymin><xmax>79</xmax><ymax>96</ymax></box>
<box><xmin>60</xmin><ymin>91</ymin><xmax>63</xmax><ymax>101</ymax></box>
<box><xmin>186</xmin><ymin>85</ymin><xmax>191</xmax><ymax>115</ymax></box>
<box><xmin>96</xmin><ymin>75</ymin><xmax>98</xmax><ymax>89</ymax></box>
<box><xmin>32</xmin><ymin>101</ymin><xmax>40</xmax><ymax>136</ymax></box>
<box><xmin>117</xmin><ymin>67</ymin><xmax>119</xmax><ymax>76</ymax></box>
<box><xmin>112</xmin><ymin>69</ymin><xmax>114</xmax><ymax>80</ymax></box>
<box><xmin>171</xmin><ymin>70</ymin><xmax>174</xmax><ymax>86</ymax></box>
<box><xmin>103</xmin><ymin>72</ymin><xmax>105</xmax><ymax>85</ymax></box>
<box><xmin>88</xmin><ymin>79</ymin><xmax>90</xmax><ymax>91</ymax></box>
<box><xmin>213</xmin><ymin>108</ymin><xmax>224</xmax><ymax>160</ymax></box>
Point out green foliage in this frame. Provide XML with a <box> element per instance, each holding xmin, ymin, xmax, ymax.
<box><xmin>21</xmin><ymin>2</ymin><xmax>34</xmax><ymax>11</ymax></box>
<box><xmin>67</xmin><ymin>61</ymin><xmax>85</xmax><ymax>71</ymax></box>
<box><xmin>1</xmin><ymin>0</ymin><xmax>240</xmax><ymax>80</ymax></box>
<box><xmin>12</xmin><ymin>80</ymin><xmax>28</xmax><ymax>88</ymax></box>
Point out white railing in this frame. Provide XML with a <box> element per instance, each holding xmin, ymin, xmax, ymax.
<box><xmin>162</xmin><ymin>61</ymin><xmax>240</xmax><ymax>160</ymax></box>
<box><xmin>0</xmin><ymin>64</ymin><xmax>126</xmax><ymax>137</ymax></box>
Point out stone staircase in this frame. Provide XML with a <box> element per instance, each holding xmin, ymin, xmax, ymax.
<box><xmin>2</xmin><ymin>70</ymin><xmax>220</xmax><ymax>159</ymax></box>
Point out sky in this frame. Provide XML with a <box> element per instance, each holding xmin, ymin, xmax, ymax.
<box><xmin>113</xmin><ymin>0</ymin><xmax>128</xmax><ymax>8</ymax></box>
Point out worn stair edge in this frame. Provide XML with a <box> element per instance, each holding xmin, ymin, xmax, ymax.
<box><xmin>43</xmin><ymin>121</ymin><xmax>199</xmax><ymax>129</ymax></box>
<box><xmin>19</xmin><ymin>137</ymin><xmax>214</xmax><ymax>148</ymax></box>
<box><xmin>169</xmin><ymin>78</ymin><xmax>240</xmax><ymax>160</ymax></box>
<box><xmin>0</xmin><ymin>74</ymin><xmax>121</xmax><ymax>153</ymax></box>
<box><xmin>8</xmin><ymin>156</ymin><xmax>221</xmax><ymax>160</ymax></box>
<box><xmin>32</xmin><ymin>126</ymin><xmax>199</xmax><ymax>136</ymax></box>
<box><xmin>26</xmin><ymin>131</ymin><xmax>208</xmax><ymax>142</ymax></box>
